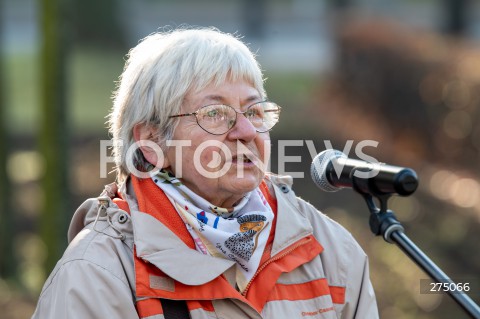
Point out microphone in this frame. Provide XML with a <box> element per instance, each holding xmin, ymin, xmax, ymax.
<box><xmin>310</xmin><ymin>149</ymin><xmax>418</xmax><ymax>196</ymax></box>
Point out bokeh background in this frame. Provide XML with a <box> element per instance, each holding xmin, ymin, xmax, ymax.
<box><xmin>1</xmin><ymin>0</ymin><xmax>480</xmax><ymax>318</ymax></box>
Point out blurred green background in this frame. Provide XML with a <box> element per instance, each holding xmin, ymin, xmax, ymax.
<box><xmin>1</xmin><ymin>0</ymin><xmax>479</xmax><ymax>318</ymax></box>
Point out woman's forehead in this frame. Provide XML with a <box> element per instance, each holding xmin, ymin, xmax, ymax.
<box><xmin>185</xmin><ymin>81</ymin><xmax>261</xmax><ymax>106</ymax></box>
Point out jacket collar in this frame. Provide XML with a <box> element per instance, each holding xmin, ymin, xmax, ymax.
<box><xmin>131</xmin><ymin>209</ymin><xmax>236</xmax><ymax>285</ymax></box>
<box><xmin>265</xmin><ymin>174</ymin><xmax>314</xmax><ymax>256</ymax></box>
<box><xmin>130</xmin><ymin>176</ymin><xmax>237</xmax><ymax>286</ymax></box>
<box><xmin>129</xmin><ymin>174</ymin><xmax>314</xmax><ymax>286</ymax></box>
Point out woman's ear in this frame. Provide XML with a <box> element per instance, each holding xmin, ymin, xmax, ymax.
<box><xmin>133</xmin><ymin>123</ymin><xmax>170</xmax><ymax>168</ymax></box>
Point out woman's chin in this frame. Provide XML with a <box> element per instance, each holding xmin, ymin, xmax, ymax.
<box><xmin>225</xmin><ymin>170</ymin><xmax>263</xmax><ymax>192</ymax></box>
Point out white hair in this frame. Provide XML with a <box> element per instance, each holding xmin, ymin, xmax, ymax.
<box><xmin>108</xmin><ymin>27</ymin><xmax>266</xmax><ymax>182</ymax></box>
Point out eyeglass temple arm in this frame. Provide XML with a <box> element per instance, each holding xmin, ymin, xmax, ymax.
<box><xmin>264</xmin><ymin>108</ymin><xmax>281</xmax><ymax>113</ymax></box>
<box><xmin>169</xmin><ymin>112</ymin><xmax>197</xmax><ymax>118</ymax></box>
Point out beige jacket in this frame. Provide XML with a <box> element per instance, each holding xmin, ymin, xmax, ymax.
<box><xmin>31</xmin><ymin>174</ymin><xmax>379</xmax><ymax>318</ymax></box>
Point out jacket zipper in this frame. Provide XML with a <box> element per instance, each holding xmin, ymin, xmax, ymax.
<box><xmin>241</xmin><ymin>236</ymin><xmax>312</xmax><ymax>297</ymax></box>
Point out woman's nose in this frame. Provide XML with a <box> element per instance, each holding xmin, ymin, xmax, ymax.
<box><xmin>227</xmin><ymin>113</ymin><xmax>257</xmax><ymax>142</ymax></box>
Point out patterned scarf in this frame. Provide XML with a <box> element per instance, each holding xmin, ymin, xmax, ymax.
<box><xmin>151</xmin><ymin>170</ymin><xmax>273</xmax><ymax>292</ymax></box>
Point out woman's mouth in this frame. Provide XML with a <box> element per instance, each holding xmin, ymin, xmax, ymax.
<box><xmin>231</xmin><ymin>154</ymin><xmax>254</xmax><ymax>166</ymax></box>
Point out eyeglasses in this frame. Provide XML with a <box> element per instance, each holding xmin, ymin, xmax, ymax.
<box><xmin>169</xmin><ymin>101</ymin><xmax>281</xmax><ymax>135</ymax></box>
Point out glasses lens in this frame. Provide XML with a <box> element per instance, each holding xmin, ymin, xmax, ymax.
<box><xmin>196</xmin><ymin>104</ymin><xmax>236</xmax><ymax>135</ymax></box>
<box><xmin>246</xmin><ymin>102</ymin><xmax>281</xmax><ymax>132</ymax></box>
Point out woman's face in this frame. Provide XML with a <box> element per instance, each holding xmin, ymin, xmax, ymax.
<box><xmin>165</xmin><ymin>79</ymin><xmax>271</xmax><ymax>208</ymax></box>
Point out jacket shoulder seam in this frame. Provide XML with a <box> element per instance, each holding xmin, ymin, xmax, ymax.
<box><xmin>38</xmin><ymin>257</ymin><xmax>132</xmax><ymax>299</ymax></box>
<box><xmin>40</xmin><ymin>227</ymin><xmax>131</xmax><ymax>295</ymax></box>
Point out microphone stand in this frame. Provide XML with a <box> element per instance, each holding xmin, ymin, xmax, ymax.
<box><xmin>359</xmin><ymin>192</ymin><xmax>480</xmax><ymax>319</ymax></box>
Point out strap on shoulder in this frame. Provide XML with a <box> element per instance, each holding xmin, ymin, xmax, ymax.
<box><xmin>160</xmin><ymin>299</ymin><xmax>190</xmax><ymax>319</ymax></box>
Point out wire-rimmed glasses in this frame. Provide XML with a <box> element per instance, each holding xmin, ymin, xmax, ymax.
<box><xmin>169</xmin><ymin>101</ymin><xmax>281</xmax><ymax>135</ymax></box>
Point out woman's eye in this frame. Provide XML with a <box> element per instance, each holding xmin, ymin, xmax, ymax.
<box><xmin>246</xmin><ymin>109</ymin><xmax>257</xmax><ymax>117</ymax></box>
<box><xmin>207</xmin><ymin>110</ymin><xmax>218</xmax><ymax>117</ymax></box>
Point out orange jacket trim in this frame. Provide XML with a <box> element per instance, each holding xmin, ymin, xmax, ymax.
<box><xmin>124</xmin><ymin>176</ymin><xmax>342</xmax><ymax>317</ymax></box>
<box><xmin>244</xmin><ymin>235</ymin><xmax>324</xmax><ymax>313</ymax></box>
<box><xmin>132</xmin><ymin>176</ymin><xmax>195</xmax><ymax>248</ymax></box>
<box><xmin>135</xmin><ymin>298</ymin><xmax>164</xmax><ymax>317</ymax></box>
<box><xmin>267</xmin><ymin>277</ymin><xmax>345</xmax><ymax>305</ymax></box>
<box><xmin>135</xmin><ymin>298</ymin><xmax>216</xmax><ymax>318</ymax></box>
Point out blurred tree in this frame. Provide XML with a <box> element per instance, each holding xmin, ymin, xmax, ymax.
<box><xmin>39</xmin><ymin>0</ymin><xmax>72</xmax><ymax>272</ymax></box>
<box><xmin>443</xmin><ymin>0</ymin><xmax>471</xmax><ymax>35</ymax></box>
<box><xmin>0</xmin><ymin>0</ymin><xmax>15</xmax><ymax>279</ymax></box>
<box><xmin>72</xmin><ymin>0</ymin><xmax>126</xmax><ymax>49</ymax></box>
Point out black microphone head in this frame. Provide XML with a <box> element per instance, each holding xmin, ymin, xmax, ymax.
<box><xmin>310</xmin><ymin>149</ymin><xmax>346</xmax><ymax>192</ymax></box>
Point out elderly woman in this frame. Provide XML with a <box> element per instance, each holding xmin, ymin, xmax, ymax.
<box><xmin>32</xmin><ymin>27</ymin><xmax>378</xmax><ymax>319</ymax></box>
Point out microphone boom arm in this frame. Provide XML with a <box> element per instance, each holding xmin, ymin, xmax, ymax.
<box><xmin>358</xmin><ymin>190</ymin><xmax>480</xmax><ymax>318</ymax></box>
